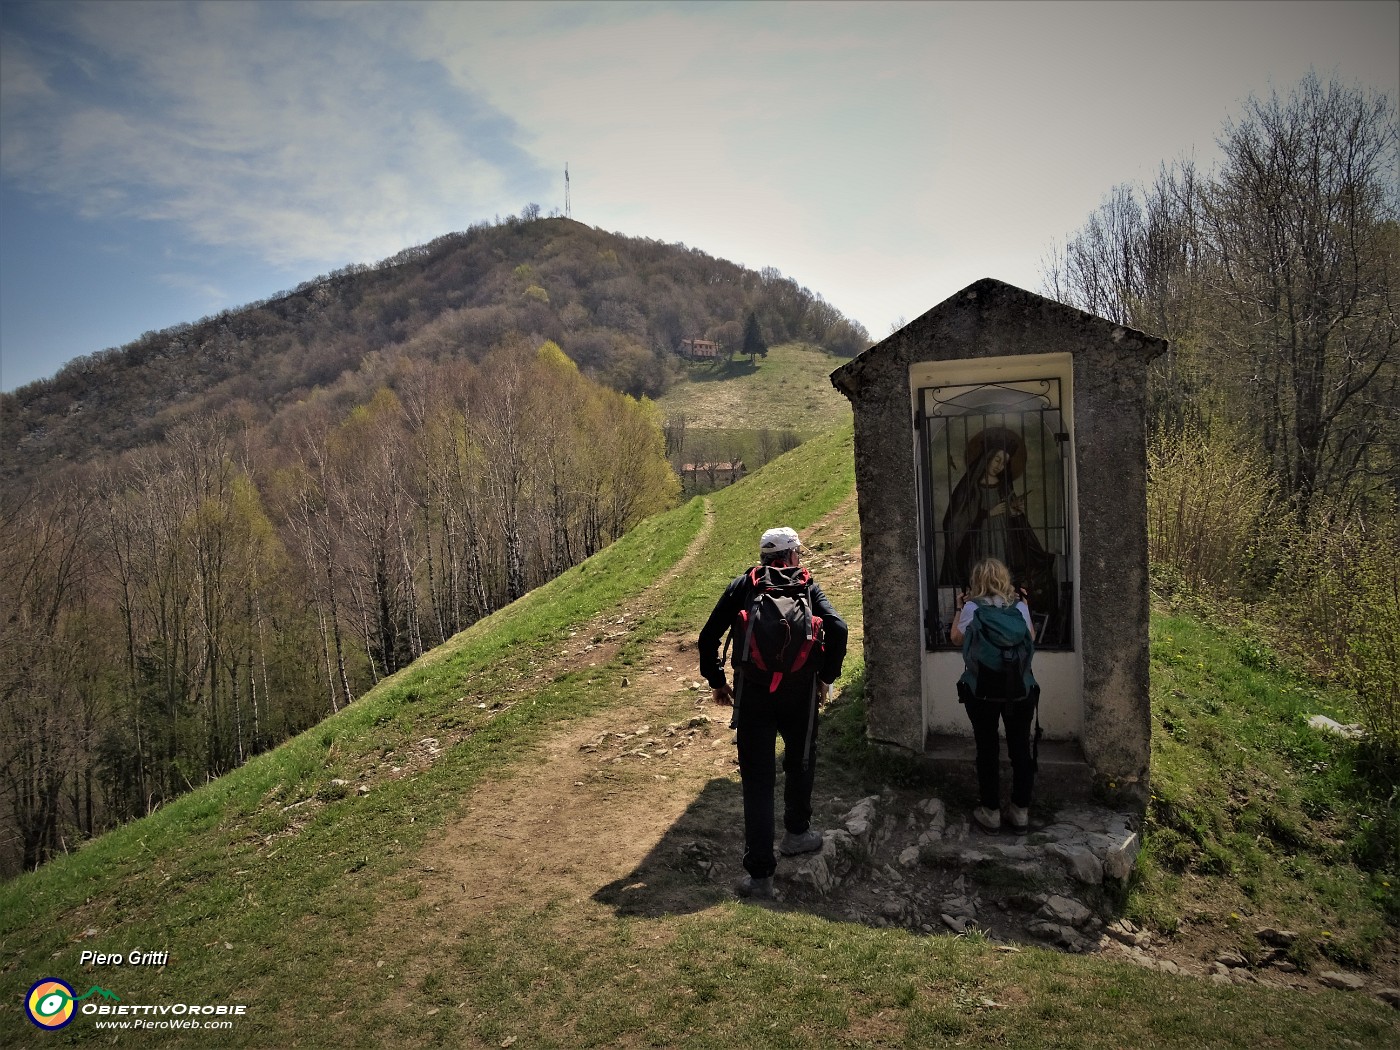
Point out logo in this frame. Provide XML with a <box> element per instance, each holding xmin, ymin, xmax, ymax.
<box><xmin>25</xmin><ymin>980</ymin><xmax>121</xmax><ymax>1030</ymax></box>
<box><xmin>26</xmin><ymin>979</ymin><xmax>76</xmax><ymax>1030</ymax></box>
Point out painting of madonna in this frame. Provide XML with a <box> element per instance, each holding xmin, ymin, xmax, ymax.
<box><xmin>939</xmin><ymin>427</ymin><xmax>1060</xmax><ymax>634</ymax></box>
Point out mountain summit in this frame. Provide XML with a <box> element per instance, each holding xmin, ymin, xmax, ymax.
<box><xmin>2</xmin><ymin>216</ymin><xmax>868</xmax><ymax>479</ymax></box>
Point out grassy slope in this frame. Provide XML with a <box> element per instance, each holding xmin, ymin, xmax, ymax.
<box><xmin>2</xmin><ymin>424</ymin><xmax>1396</xmax><ymax>1048</ymax></box>
<box><xmin>1135</xmin><ymin>610</ymin><xmax>1397</xmax><ymax>969</ymax></box>
<box><xmin>656</xmin><ymin>341</ymin><xmax>853</xmax><ymax>432</ymax></box>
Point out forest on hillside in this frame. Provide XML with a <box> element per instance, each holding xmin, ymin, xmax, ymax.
<box><xmin>1</xmin><ymin>217</ymin><xmax>869</xmax><ymax>479</ymax></box>
<box><xmin>1045</xmin><ymin>74</ymin><xmax>1399</xmax><ymax>764</ymax></box>
<box><xmin>0</xmin><ymin>339</ymin><xmax>679</xmax><ymax>876</ymax></box>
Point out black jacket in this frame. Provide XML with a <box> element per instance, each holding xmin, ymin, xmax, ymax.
<box><xmin>698</xmin><ymin>569</ymin><xmax>848</xmax><ymax>690</ymax></box>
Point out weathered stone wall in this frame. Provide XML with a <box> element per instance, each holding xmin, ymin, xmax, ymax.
<box><xmin>832</xmin><ymin>278</ymin><xmax>1164</xmax><ymax>798</ymax></box>
<box><xmin>844</xmin><ymin>340</ymin><xmax>923</xmax><ymax>751</ymax></box>
<box><xmin>1071</xmin><ymin>330</ymin><xmax>1156</xmax><ymax>795</ymax></box>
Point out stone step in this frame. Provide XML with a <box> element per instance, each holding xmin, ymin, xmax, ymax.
<box><xmin>923</xmin><ymin>733</ymin><xmax>1095</xmax><ymax>799</ymax></box>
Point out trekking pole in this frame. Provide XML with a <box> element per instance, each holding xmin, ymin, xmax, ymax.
<box><xmin>1033</xmin><ymin>694</ymin><xmax>1043</xmax><ymax>774</ymax></box>
<box><xmin>803</xmin><ymin>674</ymin><xmax>819</xmax><ymax>773</ymax></box>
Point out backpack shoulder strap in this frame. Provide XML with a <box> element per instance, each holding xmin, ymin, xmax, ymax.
<box><xmin>721</xmin><ymin>570</ymin><xmax>757</xmax><ymax>664</ymax></box>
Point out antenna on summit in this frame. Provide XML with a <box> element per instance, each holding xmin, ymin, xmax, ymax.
<box><xmin>564</xmin><ymin>162</ymin><xmax>572</xmax><ymax>219</ymax></box>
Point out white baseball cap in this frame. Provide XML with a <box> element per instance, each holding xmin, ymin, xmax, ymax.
<box><xmin>759</xmin><ymin>526</ymin><xmax>802</xmax><ymax>555</ymax></box>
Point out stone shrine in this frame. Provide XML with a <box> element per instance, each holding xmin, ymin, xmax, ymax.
<box><xmin>830</xmin><ymin>278</ymin><xmax>1166</xmax><ymax>803</ymax></box>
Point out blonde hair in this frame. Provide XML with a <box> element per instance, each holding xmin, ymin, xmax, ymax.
<box><xmin>968</xmin><ymin>558</ymin><xmax>1017</xmax><ymax>603</ymax></box>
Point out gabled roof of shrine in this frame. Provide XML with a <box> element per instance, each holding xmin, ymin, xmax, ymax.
<box><xmin>831</xmin><ymin>278</ymin><xmax>1166</xmax><ymax>399</ymax></box>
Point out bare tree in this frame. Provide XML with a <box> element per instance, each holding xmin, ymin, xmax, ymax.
<box><xmin>473</xmin><ymin>342</ymin><xmax>539</xmax><ymax>602</ymax></box>
<box><xmin>0</xmin><ymin>477</ymin><xmax>99</xmax><ymax>870</ymax></box>
<box><xmin>1043</xmin><ymin>74</ymin><xmax>1399</xmax><ymax>513</ymax></box>
<box><xmin>1202</xmin><ymin>73</ymin><xmax>1399</xmax><ymax>516</ymax></box>
<box><xmin>756</xmin><ymin>428</ymin><xmax>776</xmax><ymax>466</ymax></box>
<box><xmin>662</xmin><ymin>413</ymin><xmax>687</xmax><ymax>458</ymax></box>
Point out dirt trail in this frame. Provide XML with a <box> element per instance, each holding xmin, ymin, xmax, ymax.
<box><xmin>396</xmin><ymin>494</ymin><xmax>861</xmax><ymax>921</ymax></box>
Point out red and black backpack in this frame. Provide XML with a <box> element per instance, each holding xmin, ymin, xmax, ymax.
<box><xmin>733</xmin><ymin>565</ymin><xmax>824</xmax><ymax>693</ymax></box>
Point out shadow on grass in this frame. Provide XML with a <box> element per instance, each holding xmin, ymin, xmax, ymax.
<box><xmin>683</xmin><ymin>359</ymin><xmax>759</xmax><ymax>384</ymax></box>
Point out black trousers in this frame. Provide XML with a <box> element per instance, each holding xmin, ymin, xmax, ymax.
<box><xmin>734</xmin><ymin>672</ymin><xmax>819</xmax><ymax>878</ymax></box>
<box><xmin>964</xmin><ymin>696</ymin><xmax>1035</xmax><ymax>810</ymax></box>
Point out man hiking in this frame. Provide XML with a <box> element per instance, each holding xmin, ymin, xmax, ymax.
<box><xmin>699</xmin><ymin>526</ymin><xmax>848</xmax><ymax>899</ymax></box>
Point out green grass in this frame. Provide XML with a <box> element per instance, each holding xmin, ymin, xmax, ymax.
<box><xmin>1132</xmin><ymin>610</ymin><xmax>1398</xmax><ymax>970</ymax></box>
<box><xmin>2</xmin><ymin>421</ymin><xmax>1396</xmax><ymax>1048</ymax></box>
<box><xmin>658</xmin><ymin>341</ymin><xmax>853</xmax><ymax>431</ymax></box>
<box><xmin>426</xmin><ymin>905</ymin><xmax>1394</xmax><ymax>1049</ymax></box>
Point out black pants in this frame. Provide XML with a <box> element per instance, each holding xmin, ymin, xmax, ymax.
<box><xmin>735</xmin><ymin>672</ymin><xmax>819</xmax><ymax>878</ymax></box>
<box><xmin>964</xmin><ymin>696</ymin><xmax>1035</xmax><ymax>810</ymax></box>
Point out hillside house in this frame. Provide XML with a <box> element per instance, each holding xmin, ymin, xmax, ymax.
<box><xmin>680</xmin><ymin>460</ymin><xmax>746</xmax><ymax>491</ymax></box>
<box><xmin>830</xmin><ymin>278</ymin><xmax>1165</xmax><ymax>804</ymax></box>
<box><xmin>679</xmin><ymin>338</ymin><xmax>719</xmax><ymax>361</ymax></box>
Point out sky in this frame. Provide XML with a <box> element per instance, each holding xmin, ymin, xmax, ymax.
<box><xmin>1</xmin><ymin>1</ymin><xmax>1397</xmax><ymax>393</ymax></box>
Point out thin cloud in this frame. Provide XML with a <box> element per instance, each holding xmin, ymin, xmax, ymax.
<box><xmin>154</xmin><ymin>269</ymin><xmax>230</xmax><ymax>307</ymax></box>
<box><xmin>1</xmin><ymin>2</ymin><xmax>549</xmax><ymax>269</ymax></box>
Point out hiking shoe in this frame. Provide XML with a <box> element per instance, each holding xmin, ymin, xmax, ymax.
<box><xmin>734</xmin><ymin>875</ymin><xmax>775</xmax><ymax>900</ymax></box>
<box><xmin>1005</xmin><ymin>804</ymin><xmax>1030</xmax><ymax>831</ymax></box>
<box><xmin>972</xmin><ymin>806</ymin><xmax>1001</xmax><ymax>832</ymax></box>
<box><xmin>779</xmin><ymin>828</ymin><xmax>824</xmax><ymax>856</ymax></box>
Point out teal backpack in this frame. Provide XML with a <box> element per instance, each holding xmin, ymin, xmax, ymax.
<box><xmin>957</xmin><ymin>599</ymin><xmax>1039</xmax><ymax>704</ymax></box>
